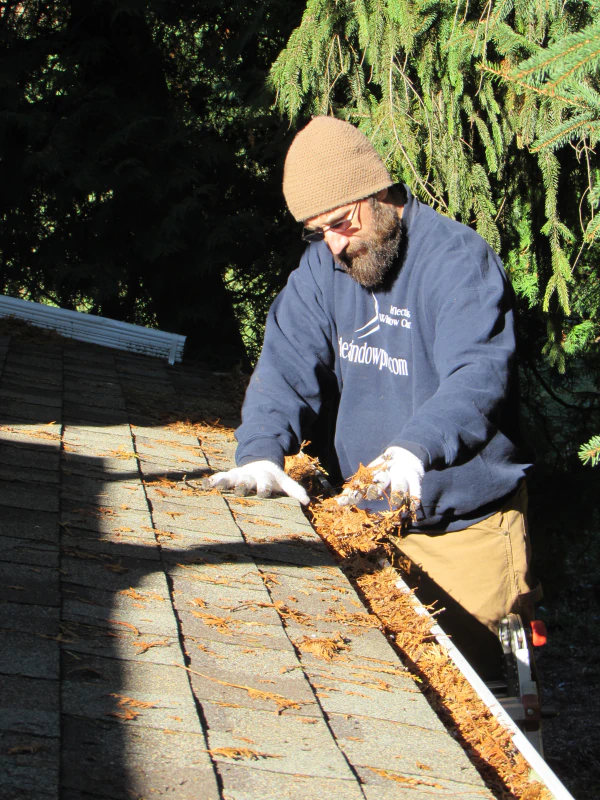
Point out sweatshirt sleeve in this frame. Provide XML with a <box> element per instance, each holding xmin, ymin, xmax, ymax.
<box><xmin>391</xmin><ymin>232</ymin><xmax>517</xmax><ymax>470</ymax></box>
<box><xmin>235</xmin><ymin>245</ymin><xmax>336</xmax><ymax>469</ymax></box>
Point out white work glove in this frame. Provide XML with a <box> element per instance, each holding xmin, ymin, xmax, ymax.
<box><xmin>207</xmin><ymin>460</ymin><xmax>310</xmax><ymax>506</ymax></box>
<box><xmin>337</xmin><ymin>446</ymin><xmax>424</xmax><ymax>508</ymax></box>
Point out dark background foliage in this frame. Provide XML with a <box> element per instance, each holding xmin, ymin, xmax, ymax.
<box><xmin>0</xmin><ymin>0</ymin><xmax>306</xmax><ymax>363</ymax></box>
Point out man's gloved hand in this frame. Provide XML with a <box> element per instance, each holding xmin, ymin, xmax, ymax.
<box><xmin>207</xmin><ymin>460</ymin><xmax>310</xmax><ymax>506</ymax></box>
<box><xmin>337</xmin><ymin>447</ymin><xmax>424</xmax><ymax>508</ymax></box>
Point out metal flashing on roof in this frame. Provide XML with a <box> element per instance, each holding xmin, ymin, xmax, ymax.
<box><xmin>0</xmin><ymin>294</ymin><xmax>186</xmax><ymax>364</ymax></box>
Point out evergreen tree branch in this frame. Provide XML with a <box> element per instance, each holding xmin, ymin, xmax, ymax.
<box><xmin>579</xmin><ymin>435</ymin><xmax>600</xmax><ymax>467</ymax></box>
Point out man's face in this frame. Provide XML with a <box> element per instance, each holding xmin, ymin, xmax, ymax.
<box><xmin>304</xmin><ymin>195</ymin><xmax>402</xmax><ymax>289</ymax></box>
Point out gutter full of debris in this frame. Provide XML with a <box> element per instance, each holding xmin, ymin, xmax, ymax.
<box><xmin>391</xmin><ymin>566</ymin><xmax>575</xmax><ymax>800</ymax></box>
<box><xmin>282</xmin><ymin>454</ymin><xmax>577</xmax><ymax>799</ymax></box>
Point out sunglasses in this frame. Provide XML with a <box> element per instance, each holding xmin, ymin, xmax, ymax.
<box><xmin>301</xmin><ymin>201</ymin><xmax>361</xmax><ymax>243</ymax></box>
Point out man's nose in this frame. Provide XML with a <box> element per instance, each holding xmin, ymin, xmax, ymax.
<box><xmin>323</xmin><ymin>229</ymin><xmax>350</xmax><ymax>255</ymax></box>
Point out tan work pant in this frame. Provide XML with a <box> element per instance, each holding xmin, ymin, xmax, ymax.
<box><xmin>395</xmin><ymin>483</ymin><xmax>541</xmax><ymax>677</ymax></box>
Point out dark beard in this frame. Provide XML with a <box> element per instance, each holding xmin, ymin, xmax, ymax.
<box><xmin>334</xmin><ymin>200</ymin><xmax>402</xmax><ymax>289</ymax></box>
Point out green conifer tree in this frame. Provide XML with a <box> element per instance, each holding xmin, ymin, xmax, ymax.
<box><xmin>269</xmin><ymin>0</ymin><xmax>600</xmax><ymax>369</ymax></box>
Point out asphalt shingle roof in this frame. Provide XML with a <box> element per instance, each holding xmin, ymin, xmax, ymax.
<box><xmin>0</xmin><ymin>332</ymin><xmax>495</xmax><ymax>799</ymax></box>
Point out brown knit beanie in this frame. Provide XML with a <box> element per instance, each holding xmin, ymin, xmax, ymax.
<box><xmin>283</xmin><ymin>116</ymin><xmax>393</xmax><ymax>222</ymax></box>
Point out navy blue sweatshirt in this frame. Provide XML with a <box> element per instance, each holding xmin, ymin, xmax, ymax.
<box><xmin>235</xmin><ymin>186</ymin><xmax>531</xmax><ymax>531</ymax></box>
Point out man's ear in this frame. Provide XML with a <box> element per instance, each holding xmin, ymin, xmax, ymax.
<box><xmin>375</xmin><ymin>188</ymin><xmax>389</xmax><ymax>201</ymax></box>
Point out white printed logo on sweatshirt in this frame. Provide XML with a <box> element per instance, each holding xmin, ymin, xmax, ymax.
<box><xmin>355</xmin><ymin>295</ymin><xmax>381</xmax><ymax>339</ymax></box>
<box><xmin>355</xmin><ymin>294</ymin><xmax>411</xmax><ymax>339</ymax></box>
<box><xmin>339</xmin><ymin>295</ymin><xmax>411</xmax><ymax>377</ymax></box>
<box><xmin>338</xmin><ymin>335</ymin><xmax>409</xmax><ymax>376</ymax></box>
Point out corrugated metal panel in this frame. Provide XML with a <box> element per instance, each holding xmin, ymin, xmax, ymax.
<box><xmin>0</xmin><ymin>295</ymin><xmax>186</xmax><ymax>364</ymax></box>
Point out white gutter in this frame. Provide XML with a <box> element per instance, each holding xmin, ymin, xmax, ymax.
<box><xmin>0</xmin><ymin>295</ymin><xmax>186</xmax><ymax>365</ymax></box>
<box><xmin>390</xmin><ymin>568</ymin><xmax>575</xmax><ymax>800</ymax></box>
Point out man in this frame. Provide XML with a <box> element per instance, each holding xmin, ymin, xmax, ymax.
<box><xmin>209</xmin><ymin>116</ymin><xmax>540</xmax><ymax>677</ymax></box>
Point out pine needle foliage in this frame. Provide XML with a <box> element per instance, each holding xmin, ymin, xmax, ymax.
<box><xmin>269</xmin><ymin>0</ymin><xmax>600</xmax><ymax>369</ymax></box>
<box><xmin>579</xmin><ymin>435</ymin><xmax>600</xmax><ymax>467</ymax></box>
